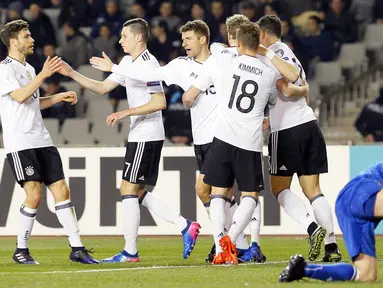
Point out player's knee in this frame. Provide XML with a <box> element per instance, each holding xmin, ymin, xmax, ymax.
<box><xmin>195</xmin><ymin>181</ymin><xmax>210</xmax><ymax>200</ymax></box>
<box><xmin>26</xmin><ymin>189</ymin><xmax>42</xmax><ymax>207</ymax></box>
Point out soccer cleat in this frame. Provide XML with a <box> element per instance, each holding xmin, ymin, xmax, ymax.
<box><xmin>237</xmin><ymin>248</ymin><xmax>252</xmax><ymax>263</ymax></box>
<box><xmin>219</xmin><ymin>235</ymin><xmax>238</xmax><ymax>264</ymax></box>
<box><xmin>12</xmin><ymin>248</ymin><xmax>39</xmax><ymax>264</ymax></box>
<box><xmin>181</xmin><ymin>220</ymin><xmax>201</xmax><ymax>259</ymax></box>
<box><xmin>279</xmin><ymin>254</ymin><xmax>306</xmax><ymax>282</ymax></box>
<box><xmin>205</xmin><ymin>244</ymin><xmax>216</xmax><ymax>263</ymax></box>
<box><xmin>321</xmin><ymin>244</ymin><xmax>342</xmax><ymax>262</ymax></box>
<box><xmin>308</xmin><ymin>226</ymin><xmax>326</xmax><ymax>261</ymax></box>
<box><xmin>250</xmin><ymin>242</ymin><xmax>266</xmax><ymax>263</ymax></box>
<box><xmin>101</xmin><ymin>250</ymin><xmax>139</xmax><ymax>263</ymax></box>
<box><xmin>70</xmin><ymin>248</ymin><xmax>99</xmax><ymax>264</ymax></box>
<box><xmin>212</xmin><ymin>252</ymin><xmax>227</xmax><ymax>265</ymax></box>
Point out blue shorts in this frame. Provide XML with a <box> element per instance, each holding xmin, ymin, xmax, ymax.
<box><xmin>335</xmin><ymin>178</ymin><xmax>382</xmax><ymax>261</ymax></box>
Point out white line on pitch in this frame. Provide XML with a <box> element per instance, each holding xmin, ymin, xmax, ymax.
<box><xmin>0</xmin><ymin>261</ymin><xmax>288</xmax><ymax>275</ymax></box>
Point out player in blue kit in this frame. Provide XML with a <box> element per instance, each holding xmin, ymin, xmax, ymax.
<box><xmin>280</xmin><ymin>162</ymin><xmax>383</xmax><ymax>282</ymax></box>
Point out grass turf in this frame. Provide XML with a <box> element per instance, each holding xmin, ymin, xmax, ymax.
<box><xmin>0</xmin><ymin>236</ymin><xmax>382</xmax><ymax>287</ymax></box>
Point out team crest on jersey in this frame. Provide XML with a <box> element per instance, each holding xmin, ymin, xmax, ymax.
<box><xmin>275</xmin><ymin>49</ymin><xmax>284</xmax><ymax>57</ymax></box>
<box><xmin>25</xmin><ymin>166</ymin><xmax>34</xmax><ymax>176</ymax></box>
<box><xmin>26</xmin><ymin>71</ymin><xmax>32</xmax><ymax>80</ymax></box>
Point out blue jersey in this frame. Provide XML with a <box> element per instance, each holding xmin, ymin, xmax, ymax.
<box><xmin>335</xmin><ymin>162</ymin><xmax>383</xmax><ymax>260</ymax></box>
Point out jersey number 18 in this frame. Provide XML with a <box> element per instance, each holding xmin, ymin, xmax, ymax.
<box><xmin>228</xmin><ymin>75</ymin><xmax>258</xmax><ymax>113</ymax></box>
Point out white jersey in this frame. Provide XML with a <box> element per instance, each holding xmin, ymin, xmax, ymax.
<box><xmin>195</xmin><ymin>49</ymin><xmax>278</xmax><ymax>152</ymax></box>
<box><xmin>268</xmin><ymin>41</ymin><xmax>316</xmax><ymax>132</ymax></box>
<box><xmin>0</xmin><ymin>57</ymin><xmax>53</xmax><ymax>153</ymax></box>
<box><xmin>107</xmin><ymin>50</ymin><xmax>165</xmax><ymax>142</ymax></box>
<box><xmin>111</xmin><ymin>56</ymin><xmax>218</xmax><ymax>145</ymax></box>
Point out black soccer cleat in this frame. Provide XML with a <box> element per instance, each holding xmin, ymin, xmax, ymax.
<box><xmin>70</xmin><ymin>248</ymin><xmax>99</xmax><ymax>264</ymax></box>
<box><xmin>279</xmin><ymin>254</ymin><xmax>306</xmax><ymax>282</ymax></box>
<box><xmin>12</xmin><ymin>248</ymin><xmax>39</xmax><ymax>264</ymax></box>
<box><xmin>321</xmin><ymin>243</ymin><xmax>342</xmax><ymax>262</ymax></box>
<box><xmin>205</xmin><ymin>243</ymin><xmax>216</xmax><ymax>263</ymax></box>
<box><xmin>308</xmin><ymin>226</ymin><xmax>326</xmax><ymax>261</ymax></box>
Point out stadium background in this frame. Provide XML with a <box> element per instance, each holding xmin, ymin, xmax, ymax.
<box><xmin>0</xmin><ymin>0</ymin><xmax>382</xmax><ymax>237</ymax></box>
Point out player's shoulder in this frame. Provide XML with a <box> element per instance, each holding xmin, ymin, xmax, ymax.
<box><xmin>25</xmin><ymin>62</ymin><xmax>35</xmax><ymax>72</ymax></box>
<box><xmin>0</xmin><ymin>58</ymin><xmax>13</xmax><ymax>74</ymax></box>
<box><xmin>269</xmin><ymin>41</ymin><xmax>294</xmax><ymax>60</ymax></box>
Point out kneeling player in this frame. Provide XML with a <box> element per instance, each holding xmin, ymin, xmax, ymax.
<box><xmin>280</xmin><ymin>162</ymin><xmax>383</xmax><ymax>282</ymax></box>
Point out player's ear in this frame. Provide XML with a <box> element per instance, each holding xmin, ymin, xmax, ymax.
<box><xmin>200</xmin><ymin>35</ymin><xmax>207</xmax><ymax>45</ymax></box>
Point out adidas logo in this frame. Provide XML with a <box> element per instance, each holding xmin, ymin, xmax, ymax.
<box><xmin>189</xmin><ymin>72</ymin><xmax>197</xmax><ymax>78</ymax></box>
<box><xmin>279</xmin><ymin>165</ymin><xmax>287</xmax><ymax>171</ymax></box>
<box><xmin>305</xmin><ymin>213</ymin><xmax>310</xmax><ymax>218</ymax></box>
<box><xmin>329</xmin><ymin>232</ymin><xmax>335</xmax><ymax>236</ymax></box>
<box><xmin>217</xmin><ymin>232</ymin><xmax>224</xmax><ymax>238</ymax></box>
<box><xmin>138</xmin><ymin>175</ymin><xmax>145</xmax><ymax>181</ymax></box>
<box><xmin>251</xmin><ymin>217</ymin><xmax>257</xmax><ymax>221</ymax></box>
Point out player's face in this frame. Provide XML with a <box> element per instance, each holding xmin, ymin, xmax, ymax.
<box><xmin>14</xmin><ymin>29</ymin><xmax>34</xmax><ymax>55</ymax></box>
<box><xmin>182</xmin><ymin>31</ymin><xmax>203</xmax><ymax>58</ymax></box>
<box><xmin>119</xmin><ymin>26</ymin><xmax>136</xmax><ymax>54</ymax></box>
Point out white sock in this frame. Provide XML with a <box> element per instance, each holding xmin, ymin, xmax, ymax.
<box><xmin>228</xmin><ymin>198</ymin><xmax>249</xmax><ymax>249</ymax></box>
<box><xmin>311</xmin><ymin>194</ymin><xmax>336</xmax><ymax>244</ymax></box>
<box><xmin>224</xmin><ymin>199</ymin><xmax>233</xmax><ymax>234</ymax></box>
<box><xmin>210</xmin><ymin>197</ymin><xmax>226</xmax><ymax>254</ymax></box>
<box><xmin>55</xmin><ymin>200</ymin><xmax>83</xmax><ymax>247</ymax></box>
<box><xmin>277</xmin><ymin>189</ymin><xmax>316</xmax><ymax>232</ymax></box>
<box><xmin>140</xmin><ymin>191</ymin><xmax>187</xmax><ymax>232</ymax></box>
<box><xmin>204</xmin><ymin>202</ymin><xmax>211</xmax><ymax>219</ymax></box>
<box><xmin>249</xmin><ymin>201</ymin><xmax>261</xmax><ymax>244</ymax></box>
<box><xmin>229</xmin><ymin>197</ymin><xmax>257</xmax><ymax>243</ymax></box>
<box><xmin>17</xmin><ymin>205</ymin><xmax>37</xmax><ymax>249</ymax></box>
<box><xmin>122</xmin><ymin>196</ymin><xmax>140</xmax><ymax>255</ymax></box>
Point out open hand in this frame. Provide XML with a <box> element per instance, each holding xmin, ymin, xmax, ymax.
<box><xmin>90</xmin><ymin>51</ymin><xmax>114</xmax><ymax>72</ymax></box>
<box><xmin>41</xmin><ymin>56</ymin><xmax>62</xmax><ymax>78</ymax></box>
<box><xmin>57</xmin><ymin>60</ymin><xmax>73</xmax><ymax>77</ymax></box>
<box><xmin>106</xmin><ymin>110</ymin><xmax>129</xmax><ymax>127</ymax></box>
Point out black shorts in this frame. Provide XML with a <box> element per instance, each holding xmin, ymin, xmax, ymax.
<box><xmin>122</xmin><ymin>140</ymin><xmax>163</xmax><ymax>186</ymax></box>
<box><xmin>203</xmin><ymin>138</ymin><xmax>264</xmax><ymax>192</ymax></box>
<box><xmin>194</xmin><ymin>143</ymin><xmax>212</xmax><ymax>174</ymax></box>
<box><xmin>268</xmin><ymin>120</ymin><xmax>328</xmax><ymax>177</ymax></box>
<box><xmin>6</xmin><ymin>146</ymin><xmax>65</xmax><ymax>187</ymax></box>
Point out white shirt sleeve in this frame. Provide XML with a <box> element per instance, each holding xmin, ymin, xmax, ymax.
<box><xmin>210</xmin><ymin>42</ymin><xmax>226</xmax><ymax>56</ymax></box>
<box><xmin>269</xmin><ymin>71</ymin><xmax>279</xmax><ymax>106</ymax></box>
<box><xmin>146</xmin><ymin>60</ymin><xmax>164</xmax><ymax>94</ymax></box>
<box><xmin>0</xmin><ymin>65</ymin><xmax>21</xmax><ymax>97</ymax></box>
<box><xmin>193</xmin><ymin>57</ymin><xmax>216</xmax><ymax>91</ymax></box>
<box><xmin>107</xmin><ymin>57</ymin><xmax>128</xmax><ymax>86</ymax></box>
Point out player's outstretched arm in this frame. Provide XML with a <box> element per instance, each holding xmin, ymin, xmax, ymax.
<box><xmin>257</xmin><ymin>45</ymin><xmax>299</xmax><ymax>82</ymax></box>
<box><xmin>58</xmin><ymin>60</ymin><xmax>118</xmax><ymax>95</ymax></box>
<box><xmin>182</xmin><ymin>86</ymin><xmax>202</xmax><ymax>108</ymax></box>
<box><xmin>10</xmin><ymin>56</ymin><xmax>62</xmax><ymax>104</ymax></box>
<box><xmin>276</xmin><ymin>78</ymin><xmax>309</xmax><ymax>98</ymax></box>
<box><xmin>40</xmin><ymin>91</ymin><xmax>78</xmax><ymax>110</ymax></box>
<box><xmin>106</xmin><ymin>92</ymin><xmax>166</xmax><ymax>127</ymax></box>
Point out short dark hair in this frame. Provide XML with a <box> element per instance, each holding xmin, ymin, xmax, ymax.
<box><xmin>226</xmin><ymin>14</ymin><xmax>249</xmax><ymax>40</ymax></box>
<box><xmin>180</xmin><ymin>20</ymin><xmax>210</xmax><ymax>44</ymax></box>
<box><xmin>123</xmin><ymin>18</ymin><xmax>150</xmax><ymax>42</ymax></box>
<box><xmin>257</xmin><ymin>15</ymin><xmax>282</xmax><ymax>38</ymax></box>
<box><xmin>0</xmin><ymin>19</ymin><xmax>29</xmax><ymax>49</ymax></box>
<box><xmin>237</xmin><ymin>22</ymin><xmax>260</xmax><ymax>49</ymax></box>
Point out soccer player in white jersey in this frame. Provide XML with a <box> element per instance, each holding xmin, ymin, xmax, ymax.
<box><xmin>89</xmin><ymin>20</ymin><xmax>257</xmax><ymax>263</ymax></box>
<box><xmin>257</xmin><ymin>15</ymin><xmax>341</xmax><ymax>262</ymax></box>
<box><xmin>184</xmin><ymin>22</ymin><xmax>309</xmax><ymax>264</ymax></box>
<box><xmin>0</xmin><ymin>20</ymin><xmax>98</xmax><ymax>264</ymax></box>
<box><xmin>57</xmin><ymin>18</ymin><xmax>200</xmax><ymax>262</ymax></box>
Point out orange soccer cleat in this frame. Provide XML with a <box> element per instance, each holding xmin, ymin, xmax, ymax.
<box><xmin>219</xmin><ymin>235</ymin><xmax>238</xmax><ymax>265</ymax></box>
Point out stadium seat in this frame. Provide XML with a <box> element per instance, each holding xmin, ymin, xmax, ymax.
<box><xmin>79</xmin><ymin>65</ymin><xmax>104</xmax><ymax>81</ymax></box>
<box><xmin>337</xmin><ymin>43</ymin><xmax>367</xmax><ymax>71</ymax></box>
<box><xmin>44</xmin><ymin>118</ymin><xmax>64</xmax><ymax>145</ymax></box>
<box><xmin>364</xmin><ymin>24</ymin><xmax>383</xmax><ymax>49</ymax></box>
<box><xmin>90</xmin><ymin>118</ymin><xmax>127</xmax><ymax>146</ymax></box>
<box><xmin>43</xmin><ymin>9</ymin><xmax>60</xmax><ymax>31</ymax></box>
<box><xmin>314</xmin><ymin>61</ymin><xmax>343</xmax><ymax>87</ymax></box>
<box><xmin>61</xmin><ymin>119</ymin><xmax>94</xmax><ymax>145</ymax></box>
<box><xmin>86</xmin><ymin>99</ymin><xmax>114</xmax><ymax>118</ymax></box>
<box><xmin>79</xmin><ymin>27</ymin><xmax>92</xmax><ymax>38</ymax></box>
<box><xmin>60</xmin><ymin>81</ymin><xmax>86</xmax><ymax>117</ymax></box>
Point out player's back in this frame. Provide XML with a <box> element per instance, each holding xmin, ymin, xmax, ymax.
<box><xmin>0</xmin><ymin>57</ymin><xmax>52</xmax><ymax>153</ymax></box>
<box><xmin>215</xmin><ymin>53</ymin><xmax>278</xmax><ymax>152</ymax></box>
<box><xmin>268</xmin><ymin>41</ymin><xmax>316</xmax><ymax>132</ymax></box>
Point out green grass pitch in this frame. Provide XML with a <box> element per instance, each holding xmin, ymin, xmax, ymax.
<box><xmin>0</xmin><ymin>236</ymin><xmax>382</xmax><ymax>287</ymax></box>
